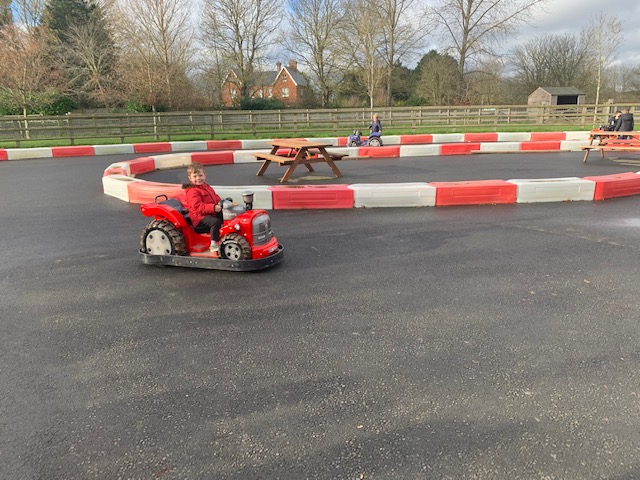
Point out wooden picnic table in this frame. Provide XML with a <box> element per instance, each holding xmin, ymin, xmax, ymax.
<box><xmin>253</xmin><ymin>139</ymin><xmax>346</xmax><ymax>183</ymax></box>
<box><xmin>582</xmin><ymin>130</ymin><xmax>640</xmax><ymax>162</ymax></box>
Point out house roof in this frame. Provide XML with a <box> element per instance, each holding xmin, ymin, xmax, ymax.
<box><xmin>535</xmin><ymin>87</ymin><xmax>585</xmax><ymax>96</ymax></box>
<box><xmin>225</xmin><ymin>65</ymin><xmax>307</xmax><ymax>88</ymax></box>
<box><xmin>278</xmin><ymin>67</ymin><xmax>307</xmax><ymax>87</ymax></box>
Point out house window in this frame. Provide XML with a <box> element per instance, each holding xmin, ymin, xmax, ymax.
<box><xmin>282</xmin><ymin>75</ymin><xmax>287</xmax><ymax>82</ymax></box>
<box><xmin>231</xmin><ymin>89</ymin><xmax>237</xmax><ymax>98</ymax></box>
<box><xmin>258</xmin><ymin>89</ymin><xmax>263</xmax><ymax>98</ymax></box>
<box><xmin>268</xmin><ymin>88</ymin><xmax>273</xmax><ymax>97</ymax></box>
<box><xmin>282</xmin><ymin>87</ymin><xmax>289</xmax><ymax>98</ymax></box>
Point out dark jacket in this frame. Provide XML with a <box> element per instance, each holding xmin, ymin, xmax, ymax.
<box><xmin>614</xmin><ymin>113</ymin><xmax>634</xmax><ymax>132</ymax></box>
<box><xmin>183</xmin><ymin>183</ymin><xmax>221</xmax><ymax>227</ymax></box>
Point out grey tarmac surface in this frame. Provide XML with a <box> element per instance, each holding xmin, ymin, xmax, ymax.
<box><xmin>2</xmin><ymin>151</ymin><xmax>640</xmax><ymax>479</ymax></box>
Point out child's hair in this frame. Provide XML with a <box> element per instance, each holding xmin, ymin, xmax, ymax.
<box><xmin>187</xmin><ymin>162</ymin><xmax>204</xmax><ymax>177</ymax></box>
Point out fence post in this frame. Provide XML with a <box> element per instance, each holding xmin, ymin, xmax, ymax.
<box><xmin>210</xmin><ymin>114</ymin><xmax>215</xmax><ymax>139</ymax></box>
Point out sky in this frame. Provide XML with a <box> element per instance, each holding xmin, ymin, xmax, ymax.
<box><xmin>517</xmin><ymin>0</ymin><xmax>640</xmax><ymax>65</ymax></box>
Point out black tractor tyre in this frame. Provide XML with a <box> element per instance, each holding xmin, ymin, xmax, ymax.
<box><xmin>140</xmin><ymin>219</ymin><xmax>187</xmax><ymax>256</ymax></box>
<box><xmin>368</xmin><ymin>137</ymin><xmax>382</xmax><ymax>147</ymax></box>
<box><xmin>348</xmin><ymin>140</ymin><xmax>358</xmax><ymax>147</ymax></box>
<box><xmin>220</xmin><ymin>233</ymin><xmax>252</xmax><ymax>261</ymax></box>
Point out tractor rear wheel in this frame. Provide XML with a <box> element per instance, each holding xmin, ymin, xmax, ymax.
<box><xmin>140</xmin><ymin>220</ymin><xmax>187</xmax><ymax>256</ymax></box>
<box><xmin>220</xmin><ymin>233</ymin><xmax>251</xmax><ymax>261</ymax></box>
<box><xmin>368</xmin><ymin>137</ymin><xmax>382</xmax><ymax>147</ymax></box>
<box><xmin>348</xmin><ymin>140</ymin><xmax>358</xmax><ymax>147</ymax></box>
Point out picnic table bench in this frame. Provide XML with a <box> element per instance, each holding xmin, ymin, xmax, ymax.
<box><xmin>253</xmin><ymin>139</ymin><xmax>346</xmax><ymax>182</ymax></box>
<box><xmin>582</xmin><ymin>130</ymin><xmax>640</xmax><ymax>162</ymax></box>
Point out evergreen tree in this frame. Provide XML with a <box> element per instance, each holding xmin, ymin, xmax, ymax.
<box><xmin>42</xmin><ymin>0</ymin><xmax>119</xmax><ymax>107</ymax></box>
<box><xmin>42</xmin><ymin>0</ymin><xmax>95</xmax><ymax>43</ymax></box>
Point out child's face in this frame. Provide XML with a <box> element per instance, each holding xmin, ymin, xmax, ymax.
<box><xmin>189</xmin><ymin>169</ymin><xmax>206</xmax><ymax>185</ymax></box>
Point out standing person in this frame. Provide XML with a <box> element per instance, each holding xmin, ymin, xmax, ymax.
<box><xmin>369</xmin><ymin>113</ymin><xmax>382</xmax><ymax>135</ymax></box>
<box><xmin>183</xmin><ymin>162</ymin><xmax>223</xmax><ymax>252</ymax></box>
<box><xmin>614</xmin><ymin>108</ymin><xmax>634</xmax><ymax>139</ymax></box>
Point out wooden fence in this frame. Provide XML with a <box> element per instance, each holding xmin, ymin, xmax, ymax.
<box><xmin>0</xmin><ymin>104</ymin><xmax>634</xmax><ymax>147</ymax></box>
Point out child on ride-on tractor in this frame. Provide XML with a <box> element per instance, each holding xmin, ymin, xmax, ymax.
<box><xmin>183</xmin><ymin>163</ymin><xmax>223</xmax><ymax>252</ymax></box>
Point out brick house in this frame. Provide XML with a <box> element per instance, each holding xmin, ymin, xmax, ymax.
<box><xmin>221</xmin><ymin>60</ymin><xmax>308</xmax><ymax>107</ymax></box>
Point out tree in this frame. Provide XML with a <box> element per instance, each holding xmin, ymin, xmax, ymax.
<box><xmin>0</xmin><ymin>25</ymin><xmax>66</xmax><ymax>117</ymax></box>
<box><xmin>41</xmin><ymin>0</ymin><xmax>96</xmax><ymax>43</ymax></box>
<box><xmin>415</xmin><ymin>50</ymin><xmax>461</xmax><ymax>105</ymax></box>
<box><xmin>510</xmin><ymin>33</ymin><xmax>591</xmax><ymax>101</ymax></box>
<box><xmin>0</xmin><ymin>0</ymin><xmax>12</xmax><ymax>27</ymax></box>
<box><xmin>64</xmin><ymin>17</ymin><xmax>121</xmax><ymax>107</ymax></box>
<box><xmin>12</xmin><ymin>0</ymin><xmax>47</xmax><ymax>30</ymax></box>
<box><xmin>113</xmin><ymin>0</ymin><xmax>194</xmax><ymax>110</ymax></box>
<box><xmin>585</xmin><ymin>12</ymin><xmax>623</xmax><ymax>109</ymax></box>
<box><xmin>378</xmin><ymin>0</ymin><xmax>426</xmax><ymax>106</ymax></box>
<box><xmin>429</xmin><ymin>0</ymin><xmax>548</xmax><ymax>100</ymax></box>
<box><xmin>284</xmin><ymin>0</ymin><xmax>345</xmax><ymax>108</ymax></box>
<box><xmin>341</xmin><ymin>0</ymin><xmax>387</xmax><ymax>109</ymax></box>
<box><xmin>200</xmin><ymin>0</ymin><xmax>282</xmax><ymax>103</ymax></box>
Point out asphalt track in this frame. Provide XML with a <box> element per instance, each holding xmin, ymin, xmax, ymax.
<box><xmin>142</xmin><ymin>150</ymin><xmax>640</xmax><ymax>186</ymax></box>
<box><xmin>3</xmin><ymin>150</ymin><xmax>640</xmax><ymax>479</ymax></box>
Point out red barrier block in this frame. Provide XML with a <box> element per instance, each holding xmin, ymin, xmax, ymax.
<box><xmin>337</xmin><ymin>137</ymin><xmax>349</xmax><ymax>146</ymax></box>
<box><xmin>133</xmin><ymin>142</ymin><xmax>172</xmax><ymax>153</ymax></box>
<box><xmin>192</xmin><ymin>151</ymin><xmax>234</xmax><ymax>165</ymax></box>
<box><xmin>103</xmin><ymin>166</ymin><xmax>128</xmax><ymax>176</ymax></box>
<box><xmin>400</xmin><ymin>134</ymin><xmax>433</xmax><ymax>144</ymax></box>
<box><xmin>430</xmin><ymin>180</ymin><xmax>517</xmax><ymax>206</ymax></box>
<box><xmin>206</xmin><ymin>140</ymin><xmax>242</xmax><ymax>150</ymax></box>
<box><xmin>440</xmin><ymin>143</ymin><xmax>481</xmax><ymax>155</ymax></box>
<box><xmin>0</xmin><ymin>149</ymin><xmax>7</xmax><ymax>161</ymax></box>
<box><xmin>520</xmin><ymin>141</ymin><xmax>562</xmax><ymax>151</ymax></box>
<box><xmin>464</xmin><ymin>133</ymin><xmax>498</xmax><ymax>142</ymax></box>
<box><xmin>530</xmin><ymin>132</ymin><xmax>566</xmax><ymax>141</ymax></box>
<box><xmin>582</xmin><ymin>172</ymin><xmax>640</xmax><ymax>200</ymax></box>
<box><xmin>127</xmin><ymin>157</ymin><xmax>156</xmax><ymax>175</ymax></box>
<box><xmin>269</xmin><ymin>184</ymin><xmax>354</xmax><ymax>209</ymax></box>
<box><xmin>51</xmin><ymin>145</ymin><xmax>95</xmax><ymax>157</ymax></box>
<box><xmin>128</xmin><ymin>181</ymin><xmax>183</xmax><ymax>204</ymax></box>
<box><xmin>359</xmin><ymin>146</ymin><xmax>400</xmax><ymax>158</ymax></box>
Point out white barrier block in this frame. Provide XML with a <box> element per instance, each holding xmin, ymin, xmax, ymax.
<box><xmin>334</xmin><ymin>146</ymin><xmax>359</xmax><ymax>157</ymax></box>
<box><xmin>497</xmin><ymin>132</ymin><xmax>531</xmax><ymax>142</ymax></box>
<box><xmin>170</xmin><ymin>141</ymin><xmax>207</xmax><ymax>152</ymax></box>
<box><xmin>94</xmin><ymin>144</ymin><xmax>134</xmax><ymax>155</ymax></box>
<box><xmin>234</xmin><ymin>149</ymin><xmax>265</xmax><ymax>164</ymax></box>
<box><xmin>241</xmin><ymin>139</ymin><xmax>272</xmax><ymax>150</ymax></box>
<box><xmin>479</xmin><ymin>142</ymin><xmax>521</xmax><ymax>153</ymax></box>
<box><xmin>399</xmin><ymin>144</ymin><xmax>441</xmax><ymax>157</ymax></box>
<box><xmin>349</xmin><ymin>182</ymin><xmax>436</xmax><ymax>208</ymax></box>
<box><xmin>564</xmin><ymin>131</ymin><xmax>590</xmax><ymax>141</ymax></box>
<box><xmin>508</xmin><ymin>177</ymin><xmax>596</xmax><ymax>203</ymax></box>
<box><xmin>102</xmin><ymin>174</ymin><xmax>142</xmax><ymax>202</ymax></box>
<box><xmin>561</xmin><ymin>140</ymin><xmax>588</xmax><ymax>151</ymax></box>
<box><xmin>381</xmin><ymin>135</ymin><xmax>401</xmax><ymax>145</ymax></box>
<box><xmin>431</xmin><ymin>133</ymin><xmax>464</xmax><ymax>143</ymax></box>
<box><xmin>211</xmin><ymin>185</ymin><xmax>273</xmax><ymax>210</ymax></box>
<box><xmin>307</xmin><ymin>137</ymin><xmax>339</xmax><ymax>146</ymax></box>
<box><xmin>153</xmin><ymin>153</ymin><xmax>192</xmax><ymax>170</ymax></box>
<box><xmin>7</xmin><ymin>147</ymin><xmax>53</xmax><ymax>160</ymax></box>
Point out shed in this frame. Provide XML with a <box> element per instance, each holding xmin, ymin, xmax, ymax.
<box><xmin>528</xmin><ymin>87</ymin><xmax>586</xmax><ymax>106</ymax></box>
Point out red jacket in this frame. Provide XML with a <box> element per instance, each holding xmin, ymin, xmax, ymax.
<box><xmin>183</xmin><ymin>183</ymin><xmax>221</xmax><ymax>226</ymax></box>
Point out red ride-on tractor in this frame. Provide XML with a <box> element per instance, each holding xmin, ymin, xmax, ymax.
<box><xmin>139</xmin><ymin>191</ymin><xmax>284</xmax><ymax>271</ymax></box>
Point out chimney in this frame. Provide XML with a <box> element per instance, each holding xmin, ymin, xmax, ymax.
<box><xmin>276</xmin><ymin>61</ymin><xmax>281</xmax><ymax>71</ymax></box>
<box><xmin>288</xmin><ymin>60</ymin><xmax>297</xmax><ymax>70</ymax></box>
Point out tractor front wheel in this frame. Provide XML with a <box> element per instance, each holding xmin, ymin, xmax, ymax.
<box><xmin>140</xmin><ymin>220</ymin><xmax>187</xmax><ymax>256</ymax></box>
<box><xmin>220</xmin><ymin>233</ymin><xmax>251</xmax><ymax>261</ymax></box>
